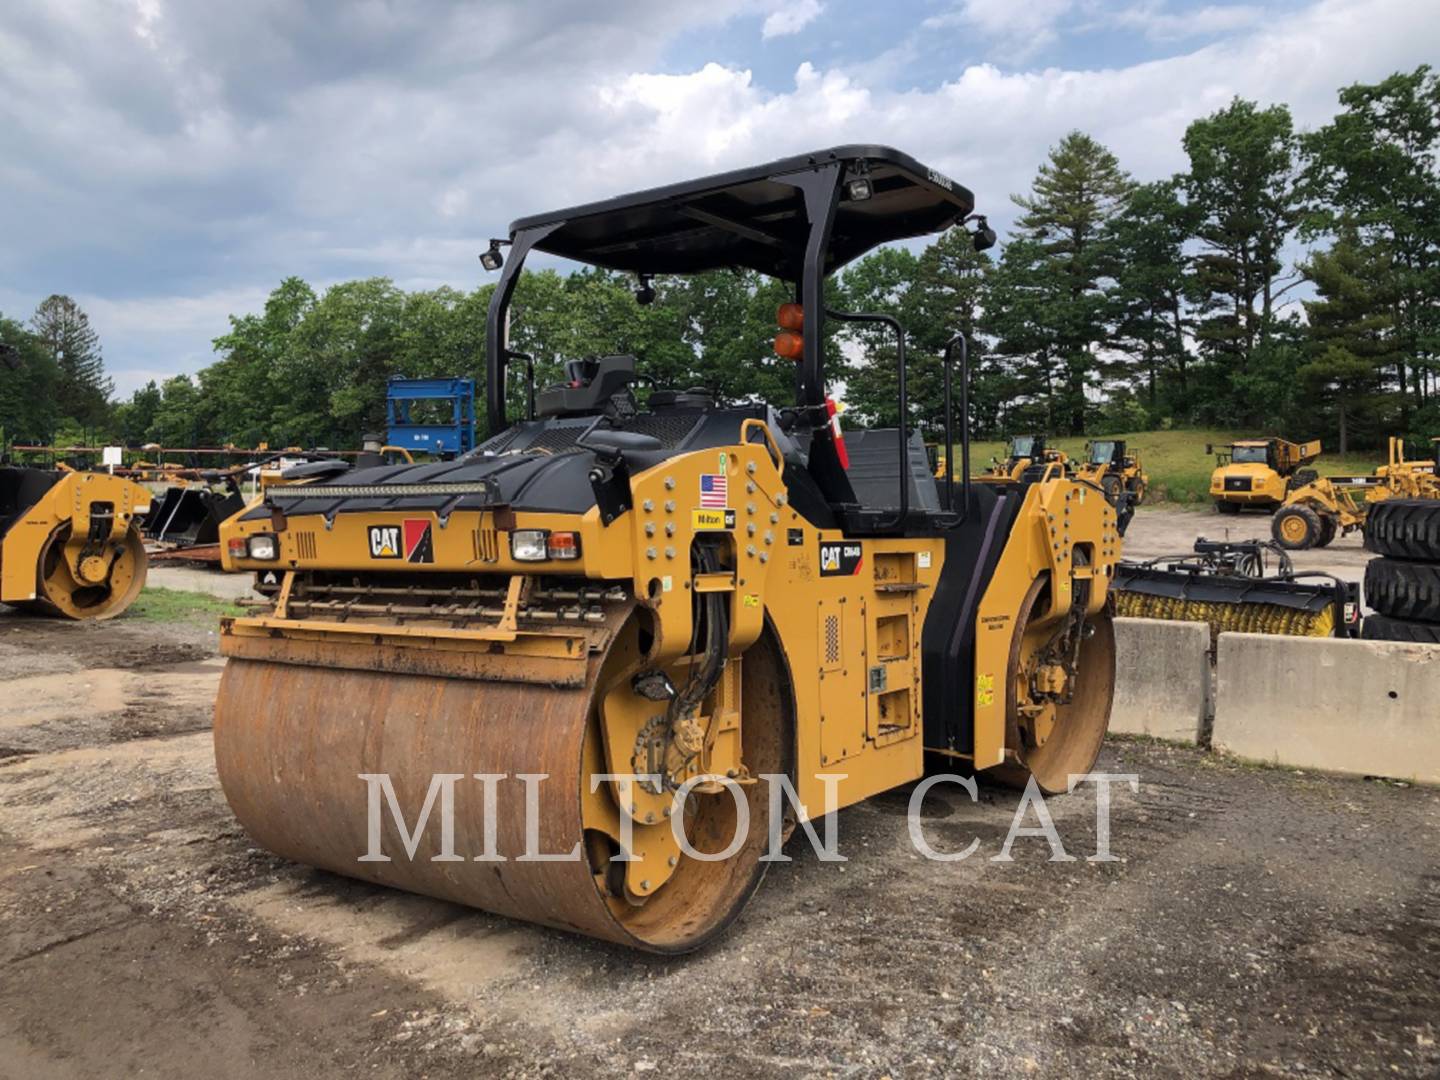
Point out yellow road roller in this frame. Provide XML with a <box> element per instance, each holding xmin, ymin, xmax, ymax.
<box><xmin>0</xmin><ymin>466</ymin><xmax>151</xmax><ymax>619</ymax></box>
<box><xmin>214</xmin><ymin>146</ymin><xmax>1122</xmax><ymax>952</ymax></box>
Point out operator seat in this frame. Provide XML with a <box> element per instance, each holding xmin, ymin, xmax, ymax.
<box><xmin>843</xmin><ymin>429</ymin><xmax>942</xmax><ymax>512</ymax></box>
<box><xmin>535</xmin><ymin>355</ymin><xmax>638</xmax><ymax>418</ymax></box>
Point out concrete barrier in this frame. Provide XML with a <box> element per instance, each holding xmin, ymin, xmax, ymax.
<box><xmin>1213</xmin><ymin>633</ymin><xmax>1440</xmax><ymax>784</ymax></box>
<box><xmin>1109</xmin><ymin>617</ymin><xmax>1210</xmax><ymax>744</ymax></box>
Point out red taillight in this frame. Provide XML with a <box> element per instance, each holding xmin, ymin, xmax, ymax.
<box><xmin>547</xmin><ymin>531</ymin><xmax>581</xmax><ymax>560</ymax></box>
<box><xmin>227</xmin><ymin>538</ymin><xmax>247</xmax><ymax>559</ymax></box>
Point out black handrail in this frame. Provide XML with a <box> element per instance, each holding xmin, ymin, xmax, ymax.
<box><xmin>941</xmin><ymin>333</ymin><xmax>971</xmax><ymax>521</ymax></box>
<box><xmin>826</xmin><ymin>308</ymin><xmax>909</xmax><ymax>527</ymax></box>
<box><xmin>506</xmin><ymin>351</ymin><xmax>537</xmax><ymax>420</ymax></box>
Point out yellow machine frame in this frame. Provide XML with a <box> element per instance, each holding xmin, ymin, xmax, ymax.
<box><xmin>223</xmin><ymin>436</ymin><xmax>1118</xmax><ymax>831</ymax></box>
<box><xmin>1</xmin><ymin>470</ymin><xmax>152</xmax><ymax>618</ymax></box>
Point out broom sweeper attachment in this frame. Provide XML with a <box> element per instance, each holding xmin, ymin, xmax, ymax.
<box><xmin>1113</xmin><ymin>538</ymin><xmax>1359</xmax><ymax>641</ymax></box>
<box><xmin>214</xmin><ymin>147</ymin><xmax>1122</xmax><ymax>952</ymax></box>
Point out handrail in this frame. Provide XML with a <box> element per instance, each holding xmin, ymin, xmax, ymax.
<box><xmin>741</xmin><ymin>418</ymin><xmax>785</xmax><ymax>476</ymax></box>
<box><xmin>941</xmin><ymin>333</ymin><xmax>970</xmax><ymax>521</ymax></box>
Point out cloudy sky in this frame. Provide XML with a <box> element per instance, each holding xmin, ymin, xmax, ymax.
<box><xmin>1</xmin><ymin>0</ymin><xmax>1435</xmax><ymax>397</ymax></box>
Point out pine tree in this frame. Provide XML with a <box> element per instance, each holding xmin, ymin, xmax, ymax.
<box><xmin>1300</xmin><ymin>66</ymin><xmax>1440</xmax><ymax>420</ymax></box>
<box><xmin>29</xmin><ymin>295</ymin><xmax>113</xmax><ymax>430</ymax></box>
<box><xmin>1109</xmin><ymin>179</ymin><xmax>1194</xmax><ymax>412</ymax></box>
<box><xmin>1182</xmin><ymin>98</ymin><xmax>1300</xmax><ymax>410</ymax></box>
<box><xmin>996</xmin><ymin>131</ymin><xmax>1134</xmax><ymax>435</ymax></box>
<box><xmin>1299</xmin><ymin>230</ymin><xmax>1398</xmax><ymax>453</ymax></box>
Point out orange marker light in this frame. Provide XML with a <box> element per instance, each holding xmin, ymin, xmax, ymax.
<box><xmin>774</xmin><ymin>330</ymin><xmax>804</xmax><ymax>361</ymax></box>
<box><xmin>777</xmin><ymin>303</ymin><xmax>804</xmax><ymax>331</ymax></box>
<box><xmin>547</xmin><ymin>531</ymin><xmax>581</xmax><ymax>560</ymax></box>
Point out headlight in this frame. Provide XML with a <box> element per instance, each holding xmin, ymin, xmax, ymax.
<box><xmin>511</xmin><ymin>529</ymin><xmax>549</xmax><ymax>562</ymax></box>
<box><xmin>246</xmin><ymin>533</ymin><xmax>279</xmax><ymax>560</ymax></box>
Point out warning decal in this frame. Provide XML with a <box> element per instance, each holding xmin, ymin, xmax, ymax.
<box><xmin>976</xmin><ymin>673</ymin><xmax>995</xmax><ymax>708</ymax></box>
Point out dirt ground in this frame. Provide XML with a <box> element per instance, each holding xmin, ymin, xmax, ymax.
<box><xmin>2</xmin><ymin>540</ymin><xmax>1437</xmax><ymax>1078</ymax></box>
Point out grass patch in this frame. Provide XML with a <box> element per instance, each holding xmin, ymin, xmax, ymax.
<box><xmin>960</xmin><ymin>429</ymin><xmax>1387</xmax><ymax>506</ymax></box>
<box><xmin>127</xmin><ymin>587</ymin><xmax>245</xmax><ymax>623</ymax></box>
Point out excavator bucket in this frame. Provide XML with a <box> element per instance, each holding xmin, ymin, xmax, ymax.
<box><xmin>143</xmin><ymin>483</ymin><xmax>245</xmax><ymax>546</ymax></box>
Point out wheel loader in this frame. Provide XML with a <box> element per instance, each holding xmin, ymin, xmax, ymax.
<box><xmin>1209</xmin><ymin>437</ymin><xmax>1321</xmax><ymax>513</ymax></box>
<box><xmin>213</xmin><ymin>146</ymin><xmax>1121</xmax><ymax>953</ymax></box>
<box><xmin>0</xmin><ymin>466</ymin><xmax>151</xmax><ymax>618</ymax></box>
<box><xmin>978</xmin><ymin>434</ymin><xmax>1068</xmax><ymax>484</ymax></box>
<box><xmin>1077</xmin><ymin>439</ymin><xmax>1147</xmax><ymax>506</ymax></box>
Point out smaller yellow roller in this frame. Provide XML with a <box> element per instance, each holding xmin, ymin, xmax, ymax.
<box><xmin>0</xmin><ymin>466</ymin><xmax>151</xmax><ymax>620</ymax></box>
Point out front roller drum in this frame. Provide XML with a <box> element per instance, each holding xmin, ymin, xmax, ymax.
<box><xmin>18</xmin><ymin>523</ymin><xmax>148</xmax><ymax>620</ymax></box>
<box><xmin>213</xmin><ymin>615</ymin><xmax>793</xmax><ymax>953</ymax></box>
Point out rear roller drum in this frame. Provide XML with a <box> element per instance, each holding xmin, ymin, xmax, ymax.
<box><xmin>19</xmin><ymin>523</ymin><xmax>148</xmax><ymax>620</ymax></box>
<box><xmin>995</xmin><ymin>576</ymin><xmax>1115</xmax><ymax>795</ymax></box>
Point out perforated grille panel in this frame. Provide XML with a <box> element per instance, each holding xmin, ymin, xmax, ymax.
<box><xmin>824</xmin><ymin>614</ymin><xmax>841</xmax><ymax>666</ymax></box>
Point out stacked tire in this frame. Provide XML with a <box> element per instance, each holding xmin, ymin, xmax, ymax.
<box><xmin>1362</xmin><ymin>500</ymin><xmax>1440</xmax><ymax>644</ymax></box>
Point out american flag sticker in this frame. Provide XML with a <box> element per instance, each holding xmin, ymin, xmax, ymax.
<box><xmin>699</xmin><ymin>472</ymin><xmax>728</xmax><ymax>508</ymax></box>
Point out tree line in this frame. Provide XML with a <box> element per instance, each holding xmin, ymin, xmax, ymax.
<box><xmin>2</xmin><ymin>66</ymin><xmax>1437</xmax><ymax>459</ymax></box>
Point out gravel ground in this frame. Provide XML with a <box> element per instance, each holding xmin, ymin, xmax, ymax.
<box><xmin>1</xmin><ymin>579</ymin><xmax>1436</xmax><ymax>1079</ymax></box>
<box><xmin>1123</xmin><ymin>504</ymin><xmax>1372</xmax><ymax>584</ymax></box>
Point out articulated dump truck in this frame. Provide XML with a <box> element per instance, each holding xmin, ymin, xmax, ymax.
<box><xmin>215</xmin><ymin>146</ymin><xmax>1122</xmax><ymax>952</ymax></box>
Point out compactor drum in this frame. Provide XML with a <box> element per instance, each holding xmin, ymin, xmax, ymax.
<box><xmin>215</xmin><ymin>147</ymin><xmax>1121</xmax><ymax>951</ymax></box>
<box><xmin>0</xmin><ymin>467</ymin><xmax>151</xmax><ymax>619</ymax></box>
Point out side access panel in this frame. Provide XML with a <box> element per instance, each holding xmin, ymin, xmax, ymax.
<box><xmin>817</xmin><ymin>596</ymin><xmax>867</xmax><ymax>766</ymax></box>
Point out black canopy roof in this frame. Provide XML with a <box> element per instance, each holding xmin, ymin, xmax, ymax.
<box><xmin>508</xmin><ymin>145</ymin><xmax>975</xmax><ymax>280</ymax></box>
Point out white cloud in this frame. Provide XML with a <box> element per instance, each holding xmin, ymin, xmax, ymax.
<box><xmin>0</xmin><ymin>0</ymin><xmax>1434</xmax><ymax>400</ymax></box>
<box><xmin>581</xmin><ymin>0</ymin><xmax>1434</xmax><ymax>231</ymax></box>
<box><xmin>76</xmin><ymin>287</ymin><xmax>272</xmax><ymax>396</ymax></box>
<box><xmin>1111</xmin><ymin>3</ymin><xmax>1264</xmax><ymax>41</ymax></box>
<box><xmin>925</xmin><ymin>0</ymin><xmax>1075</xmax><ymax>58</ymax></box>
<box><xmin>761</xmin><ymin>0</ymin><xmax>824</xmax><ymax>39</ymax></box>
